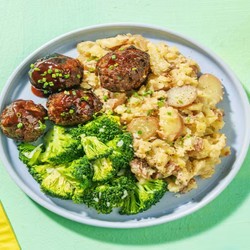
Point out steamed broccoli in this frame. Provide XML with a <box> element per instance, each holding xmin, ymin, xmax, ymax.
<box><xmin>107</xmin><ymin>133</ymin><xmax>134</xmax><ymax>169</ymax></box>
<box><xmin>92</xmin><ymin>158</ymin><xmax>117</xmax><ymax>182</ymax></box>
<box><xmin>70</xmin><ymin>115</ymin><xmax>122</xmax><ymax>143</ymax></box>
<box><xmin>29</xmin><ymin>157</ymin><xmax>93</xmax><ymax>202</ymax></box>
<box><xmin>80</xmin><ymin>135</ymin><xmax>117</xmax><ymax>181</ymax></box>
<box><xmin>40</xmin><ymin>126</ymin><xmax>82</xmax><ymax>164</ymax></box>
<box><xmin>81</xmin><ymin>136</ymin><xmax>111</xmax><ymax>160</ymax></box>
<box><xmin>18</xmin><ymin>143</ymin><xmax>43</xmax><ymax>166</ymax></box>
<box><xmin>62</xmin><ymin>156</ymin><xmax>93</xmax><ymax>191</ymax></box>
<box><xmin>120</xmin><ymin>179</ymin><xmax>167</xmax><ymax>215</ymax></box>
<box><xmin>40</xmin><ymin>163</ymin><xmax>90</xmax><ymax>202</ymax></box>
<box><xmin>41</xmin><ymin>166</ymin><xmax>75</xmax><ymax>200</ymax></box>
<box><xmin>29</xmin><ymin>164</ymin><xmax>53</xmax><ymax>183</ymax></box>
<box><xmin>82</xmin><ymin>176</ymin><xmax>134</xmax><ymax>214</ymax></box>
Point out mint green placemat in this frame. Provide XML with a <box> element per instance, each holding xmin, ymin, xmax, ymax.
<box><xmin>0</xmin><ymin>0</ymin><xmax>249</xmax><ymax>249</ymax></box>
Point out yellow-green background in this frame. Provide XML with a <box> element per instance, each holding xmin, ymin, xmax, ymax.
<box><xmin>0</xmin><ymin>0</ymin><xmax>250</xmax><ymax>249</ymax></box>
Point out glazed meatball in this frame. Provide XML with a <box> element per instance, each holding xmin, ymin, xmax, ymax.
<box><xmin>96</xmin><ymin>45</ymin><xmax>150</xmax><ymax>92</ymax></box>
<box><xmin>0</xmin><ymin>100</ymin><xmax>47</xmax><ymax>142</ymax></box>
<box><xmin>29</xmin><ymin>53</ymin><xmax>83</xmax><ymax>94</ymax></box>
<box><xmin>47</xmin><ymin>89</ymin><xmax>102</xmax><ymax>126</ymax></box>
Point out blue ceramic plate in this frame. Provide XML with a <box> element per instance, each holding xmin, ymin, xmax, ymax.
<box><xmin>0</xmin><ymin>23</ymin><xmax>249</xmax><ymax>228</ymax></box>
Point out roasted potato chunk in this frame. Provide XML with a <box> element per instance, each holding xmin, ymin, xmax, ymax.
<box><xmin>127</xmin><ymin>116</ymin><xmax>159</xmax><ymax>140</ymax></box>
<box><xmin>167</xmin><ymin>85</ymin><xmax>197</xmax><ymax>108</ymax></box>
<box><xmin>158</xmin><ymin>106</ymin><xmax>183</xmax><ymax>141</ymax></box>
<box><xmin>198</xmin><ymin>74</ymin><xmax>223</xmax><ymax>106</ymax></box>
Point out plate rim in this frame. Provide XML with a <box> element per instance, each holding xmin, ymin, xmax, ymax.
<box><xmin>0</xmin><ymin>22</ymin><xmax>249</xmax><ymax>228</ymax></box>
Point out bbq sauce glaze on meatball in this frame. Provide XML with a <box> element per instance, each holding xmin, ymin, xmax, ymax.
<box><xmin>0</xmin><ymin>100</ymin><xmax>47</xmax><ymax>142</ymax></box>
<box><xmin>96</xmin><ymin>45</ymin><xmax>150</xmax><ymax>92</ymax></box>
<box><xmin>29</xmin><ymin>53</ymin><xmax>83</xmax><ymax>94</ymax></box>
<box><xmin>47</xmin><ymin>89</ymin><xmax>102</xmax><ymax>126</ymax></box>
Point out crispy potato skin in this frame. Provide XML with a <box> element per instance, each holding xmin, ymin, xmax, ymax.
<box><xmin>0</xmin><ymin>100</ymin><xmax>47</xmax><ymax>142</ymax></box>
<box><xmin>96</xmin><ymin>46</ymin><xmax>150</xmax><ymax>92</ymax></box>
<box><xmin>29</xmin><ymin>53</ymin><xmax>83</xmax><ymax>94</ymax></box>
<box><xmin>47</xmin><ymin>89</ymin><xmax>102</xmax><ymax>126</ymax></box>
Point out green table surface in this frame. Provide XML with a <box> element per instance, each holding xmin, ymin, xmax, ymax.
<box><xmin>0</xmin><ymin>0</ymin><xmax>250</xmax><ymax>249</ymax></box>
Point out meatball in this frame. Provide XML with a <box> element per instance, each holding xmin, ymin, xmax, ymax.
<box><xmin>96</xmin><ymin>45</ymin><xmax>150</xmax><ymax>92</ymax></box>
<box><xmin>0</xmin><ymin>100</ymin><xmax>47</xmax><ymax>142</ymax></box>
<box><xmin>29</xmin><ymin>53</ymin><xmax>83</xmax><ymax>94</ymax></box>
<box><xmin>47</xmin><ymin>89</ymin><xmax>102</xmax><ymax>126</ymax></box>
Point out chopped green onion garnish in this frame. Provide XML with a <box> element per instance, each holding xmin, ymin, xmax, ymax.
<box><xmin>30</xmin><ymin>64</ymin><xmax>34</xmax><ymax>68</ymax></box>
<box><xmin>69</xmin><ymin>109</ymin><xmax>74</xmax><ymax>114</ymax></box>
<box><xmin>77</xmin><ymin>74</ymin><xmax>81</xmax><ymax>79</ymax></box>
<box><xmin>64</xmin><ymin>91</ymin><xmax>70</xmax><ymax>95</ymax></box>
<box><xmin>48</xmin><ymin>69</ymin><xmax>53</xmax><ymax>74</ymax></box>
<box><xmin>132</xmin><ymin>67</ymin><xmax>137</xmax><ymax>71</ymax></box>
<box><xmin>157</xmin><ymin>101</ymin><xmax>164</xmax><ymax>107</ymax></box>
<box><xmin>112</xmin><ymin>55</ymin><xmax>116</xmax><ymax>60</ymax></box>
<box><xmin>104</xmin><ymin>95</ymin><xmax>108</xmax><ymax>101</ymax></box>
<box><xmin>64</xmin><ymin>74</ymin><xmax>70</xmax><ymax>79</ymax></box>
<box><xmin>114</xmin><ymin>63</ymin><xmax>119</xmax><ymax>67</ymax></box>
<box><xmin>55</xmin><ymin>69</ymin><xmax>59</xmax><ymax>73</ymax></box>
<box><xmin>41</xmin><ymin>71</ymin><xmax>47</xmax><ymax>76</ymax></box>
<box><xmin>43</xmin><ymin>90</ymin><xmax>48</xmax><ymax>94</ymax></box>
<box><xmin>109</xmin><ymin>65</ymin><xmax>114</xmax><ymax>70</ymax></box>
<box><xmin>17</xmin><ymin>123</ymin><xmax>23</xmax><ymax>128</ymax></box>
<box><xmin>49</xmin><ymin>82</ymin><xmax>54</xmax><ymax>86</ymax></box>
<box><xmin>34</xmin><ymin>68</ymin><xmax>40</xmax><ymax>71</ymax></box>
<box><xmin>52</xmin><ymin>74</ymin><xmax>56</xmax><ymax>78</ymax></box>
<box><xmin>126</xmin><ymin>109</ymin><xmax>131</xmax><ymax>113</ymax></box>
<box><xmin>61</xmin><ymin>112</ymin><xmax>65</xmax><ymax>116</ymax></box>
<box><xmin>43</xmin><ymin>82</ymin><xmax>48</xmax><ymax>88</ymax></box>
<box><xmin>119</xmin><ymin>48</ymin><xmax>124</xmax><ymax>51</ymax></box>
<box><xmin>81</xmin><ymin>96</ymin><xmax>89</xmax><ymax>101</ymax></box>
<box><xmin>44</xmin><ymin>116</ymin><xmax>48</xmax><ymax>120</ymax></box>
<box><xmin>72</xmin><ymin>91</ymin><xmax>76</xmax><ymax>96</ymax></box>
<box><xmin>138</xmin><ymin>130</ymin><xmax>142</xmax><ymax>135</ymax></box>
<box><xmin>167</xmin><ymin>112</ymin><xmax>172</xmax><ymax>115</ymax></box>
<box><xmin>89</xmin><ymin>68</ymin><xmax>95</xmax><ymax>72</ymax></box>
<box><xmin>38</xmin><ymin>120</ymin><xmax>46</xmax><ymax>130</ymax></box>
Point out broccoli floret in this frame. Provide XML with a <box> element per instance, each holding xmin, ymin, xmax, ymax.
<box><xmin>92</xmin><ymin>158</ymin><xmax>117</xmax><ymax>182</ymax></box>
<box><xmin>62</xmin><ymin>156</ymin><xmax>93</xmax><ymax>190</ymax></box>
<box><xmin>41</xmin><ymin>166</ymin><xmax>75</xmax><ymax>200</ymax></box>
<box><xmin>18</xmin><ymin>143</ymin><xmax>43</xmax><ymax>166</ymax></box>
<box><xmin>40</xmin><ymin>126</ymin><xmax>82</xmax><ymax>164</ymax></box>
<box><xmin>70</xmin><ymin>115</ymin><xmax>122</xmax><ymax>143</ymax></box>
<box><xmin>29</xmin><ymin>164</ymin><xmax>53</xmax><ymax>183</ymax></box>
<box><xmin>82</xmin><ymin>176</ymin><xmax>133</xmax><ymax>214</ymax></box>
<box><xmin>120</xmin><ymin>179</ymin><xmax>167</xmax><ymax>215</ymax></box>
<box><xmin>107</xmin><ymin>133</ymin><xmax>134</xmax><ymax>169</ymax></box>
<box><xmin>81</xmin><ymin>136</ymin><xmax>111</xmax><ymax>160</ymax></box>
<box><xmin>40</xmin><ymin>164</ymin><xmax>87</xmax><ymax>201</ymax></box>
